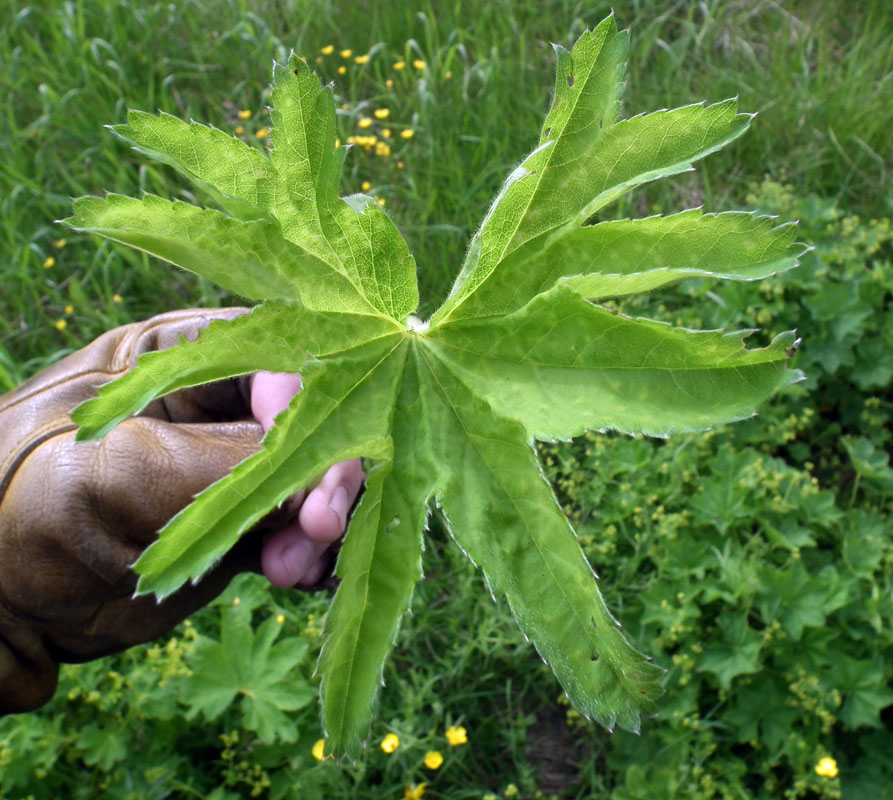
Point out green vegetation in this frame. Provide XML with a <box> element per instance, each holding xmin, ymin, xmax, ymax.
<box><xmin>1</xmin><ymin>1</ymin><xmax>890</xmax><ymax>798</ymax></box>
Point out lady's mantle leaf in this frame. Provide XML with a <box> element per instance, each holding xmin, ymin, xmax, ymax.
<box><xmin>186</xmin><ymin>607</ymin><xmax>315</xmax><ymax>741</ymax></box>
<box><xmin>69</xmin><ymin>15</ymin><xmax>805</xmax><ymax>756</ymax></box>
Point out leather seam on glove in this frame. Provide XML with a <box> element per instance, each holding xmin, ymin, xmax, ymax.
<box><xmin>0</xmin><ymin>423</ymin><xmax>78</xmax><ymax>501</ymax></box>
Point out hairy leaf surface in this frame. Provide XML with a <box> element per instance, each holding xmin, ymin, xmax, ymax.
<box><xmin>65</xmin><ymin>13</ymin><xmax>805</xmax><ymax>757</ymax></box>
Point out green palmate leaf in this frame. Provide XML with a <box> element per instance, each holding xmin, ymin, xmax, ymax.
<box><xmin>186</xmin><ymin>606</ymin><xmax>315</xmax><ymax>741</ymax></box>
<box><xmin>67</xmin><ymin>15</ymin><xmax>805</xmax><ymax>756</ymax></box>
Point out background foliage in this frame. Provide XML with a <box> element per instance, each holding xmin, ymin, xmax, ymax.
<box><xmin>1</xmin><ymin>0</ymin><xmax>890</xmax><ymax>797</ymax></box>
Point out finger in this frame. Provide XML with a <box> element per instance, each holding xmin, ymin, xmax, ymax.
<box><xmin>260</xmin><ymin>459</ymin><xmax>364</xmax><ymax>588</ymax></box>
<box><xmin>261</xmin><ymin>520</ymin><xmax>318</xmax><ymax>588</ymax></box>
<box><xmin>250</xmin><ymin>371</ymin><xmax>303</xmax><ymax>432</ymax></box>
<box><xmin>298</xmin><ymin>458</ymin><xmax>365</xmax><ymax>543</ymax></box>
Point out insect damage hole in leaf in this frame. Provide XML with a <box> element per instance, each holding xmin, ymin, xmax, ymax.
<box><xmin>64</xmin><ymin>13</ymin><xmax>807</xmax><ymax>758</ymax></box>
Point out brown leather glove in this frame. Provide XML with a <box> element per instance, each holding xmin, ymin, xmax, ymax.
<box><xmin>0</xmin><ymin>308</ymin><xmax>295</xmax><ymax>715</ymax></box>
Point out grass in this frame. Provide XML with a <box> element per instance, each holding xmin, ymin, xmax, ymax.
<box><xmin>0</xmin><ymin>1</ymin><xmax>891</xmax><ymax>797</ymax></box>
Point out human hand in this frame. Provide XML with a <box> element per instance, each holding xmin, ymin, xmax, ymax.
<box><xmin>0</xmin><ymin>308</ymin><xmax>361</xmax><ymax>714</ymax></box>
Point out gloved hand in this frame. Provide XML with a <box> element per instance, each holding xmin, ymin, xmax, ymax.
<box><xmin>0</xmin><ymin>308</ymin><xmax>362</xmax><ymax>715</ymax></box>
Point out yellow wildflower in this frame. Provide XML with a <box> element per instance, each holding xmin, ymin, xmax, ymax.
<box><xmin>53</xmin><ymin>238</ymin><xmax>66</xmax><ymax>248</ymax></box>
<box><xmin>64</xmin><ymin>304</ymin><xmax>73</xmax><ymax>314</ymax></box>
<box><xmin>815</xmin><ymin>757</ymin><xmax>838</xmax><ymax>778</ymax></box>
<box><xmin>445</xmin><ymin>70</ymin><xmax>453</xmax><ymax>79</ymax></box>
<box><xmin>54</xmin><ymin>319</ymin><xmax>67</xmax><ymax>331</ymax></box>
<box><xmin>404</xmin><ymin>784</ymin><xmax>427</xmax><ymax>800</ymax></box>
<box><xmin>445</xmin><ymin>725</ymin><xmax>467</xmax><ymax>746</ymax></box>
<box><xmin>358</xmin><ymin>117</ymin><xmax>373</xmax><ymax>129</ymax></box>
<box><xmin>373</xmin><ymin>108</ymin><xmax>390</xmax><ymax>120</ymax></box>
<box><xmin>354</xmin><ymin>54</ymin><xmax>370</xmax><ymax>64</ymax></box>
<box><xmin>400</xmin><ymin>128</ymin><xmax>415</xmax><ymax>139</ymax></box>
<box><xmin>376</xmin><ymin>197</ymin><xmax>386</xmax><ymax>206</ymax></box>
<box><xmin>112</xmin><ymin>294</ymin><xmax>123</xmax><ymax>304</ymax></box>
<box><xmin>386</xmin><ymin>79</ymin><xmax>394</xmax><ymax>87</ymax></box>
<box><xmin>237</xmin><ymin>109</ymin><xmax>252</xmax><ymax>120</ymax></box>
<box><xmin>315</xmin><ymin>56</ymin><xmax>323</xmax><ymax>64</ymax></box>
<box><xmin>380</xmin><ymin>732</ymin><xmax>400</xmax><ymax>754</ymax></box>
<box><xmin>397</xmin><ymin>161</ymin><xmax>404</xmax><ymax>169</ymax></box>
<box><xmin>255</xmin><ymin>127</ymin><xmax>269</xmax><ymax>139</ymax></box>
<box><xmin>412</xmin><ymin>59</ymin><xmax>426</xmax><ymax>70</ymax></box>
<box><xmin>375</xmin><ymin>142</ymin><xmax>391</xmax><ymax>157</ymax></box>
<box><xmin>393</xmin><ymin>61</ymin><xmax>406</xmax><ymax>70</ymax></box>
<box><xmin>361</xmin><ymin>181</ymin><xmax>372</xmax><ymax>191</ymax></box>
<box><xmin>43</xmin><ymin>256</ymin><xmax>55</xmax><ymax>269</ymax></box>
<box><xmin>504</xmin><ymin>785</ymin><xmax>519</xmax><ymax>798</ymax></box>
<box><xmin>321</xmin><ymin>45</ymin><xmax>334</xmax><ymax>55</ymax></box>
<box><xmin>276</xmin><ymin>614</ymin><xmax>285</xmax><ymax>624</ymax></box>
<box><xmin>340</xmin><ymin>49</ymin><xmax>352</xmax><ymax>59</ymax></box>
<box><xmin>337</xmin><ymin>65</ymin><xmax>347</xmax><ymax>75</ymax></box>
<box><xmin>234</xmin><ymin>126</ymin><xmax>244</xmax><ymax>135</ymax></box>
<box><xmin>382</xmin><ymin>128</ymin><xmax>392</xmax><ymax>138</ymax></box>
<box><xmin>423</xmin><ymin>750</ymin><xmax>443</xmax><ymax>770</ymax></box>
<box><xmin>312</xmin><ymin>739</ymin><xmax>326</xmax><ymax>761</ymax></box>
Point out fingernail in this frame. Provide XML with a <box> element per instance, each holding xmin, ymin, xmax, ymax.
<box><xmin>281</xmin><ymin>538</ymin><xmax>315</xmax><ymax>584</ymax></box>
<box><xmin>329</xmin><ymin>485</ymin><xmax>350</xmax><ymax>531</ymax></box>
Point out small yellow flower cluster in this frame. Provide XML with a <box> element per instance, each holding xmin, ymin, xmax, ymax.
<box><xmin>346</xmin><ymin>134</ymin><xmax>379</xmax><ymax>149</ymax></box>
<box><xmin>381</xmin><ymin>732</ymin><xmax>400</xmax><ymax>753</ymax></box>
<box><xmin>445</xmin><ymin>725</ymin><xmax>467</xmax><ymax>746</ymax></box>
<box><xmin>815</xmin><ymin>757</ymin><xmax>838</xmax><ymax>778</ymax></box>
<box><xmin>404</xmin><ymin>784</ymin><xmax>427</xmax><ymax>800</ymax></box>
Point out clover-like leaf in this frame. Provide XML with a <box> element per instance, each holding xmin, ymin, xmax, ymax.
<box><xmin>64</xmin><ymin>14</ymin><xmax>806</xmax><ymax>757</ymax></box>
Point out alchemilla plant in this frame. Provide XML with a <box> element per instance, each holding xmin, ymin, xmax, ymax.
<box><xmin>65</xmin><ymin>15</ymin><xmax>806</xmax><ymax>756</ymax></box>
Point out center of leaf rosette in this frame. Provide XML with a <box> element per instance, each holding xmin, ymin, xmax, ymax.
<box><xmin>406</xmin><ymin>315</ymin><xmax>430</xmax><ymax>334</ymax></box>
